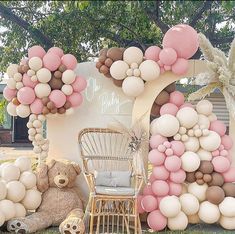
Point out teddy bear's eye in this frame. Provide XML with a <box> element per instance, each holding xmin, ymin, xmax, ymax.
<box><xmin>58</xmin><ymin>172</ymin><xmax>61</xmax><ymax>175</ymax></box>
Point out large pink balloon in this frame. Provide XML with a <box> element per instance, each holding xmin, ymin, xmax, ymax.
<box><xmin>137</xmin><ymin>195</ymin><xmax>145</xmax><ymax>214</ymax></box>
<box><xmin>17</xmin><ymin>87</ymin><xmax>36</xmax><ymax>105</ymax></box>
<box><xmin>163</xmin><ymin>24</ymin><xmax>199</xmax><ymax>59</ymax></box>
<box><xmin>223</xmin><ymin>166</ymin><xmax>235</xmax><ymax>182</ymax></box>
<box><xmin>49</xmin><ymin>90</ymin><xmax>66</xmax><ymax>108</ymax></box>
<box><xmin>3</xmin><ymin>87</ymin><xmax>17</xmax><ymax>101</ymax></box>
<box><xmin>28</xmin><ymin>45</ymin><xmax>46</xmax><ymax>59</ymax></box>
<box><xmin>43</xmin><ymin>53</ymin><xmax>61</xmax><ymax>71</ymax></box>
<box><xmin>147</xmin><ymin>210</ymin><xmax>167</xmax><ymax>231</ymax></box>
<box><xmin>153</xmin><ymin>165</ymin><xmax>169</xmax><ymax>180</ymax></box>
<box><xmin>62</xmin><ymin>54</ymin><xmax>77</xmax><ymax>70</ymax></box>
<box><xmin>143</xmin><ymin>184</ymin><xmax>154</xmax><ymax>196</ymax></box>
<box><xmin>169</xmin><ymin>91</ymin><xmax>185</xmax><ymax>107</ymax></box>
<box><xmin>170</xmin><ymin>169</ymin><xmax>186</xmax><ymax>183</ymax></box>
<box><xmin>141</xmin><ymin>195</ymin><xmax>158</xmax><ymax>212</ymax></box>
<box><xmin>67</xmin><ymin>92</ymin><xmax>83</xmax><ymax>107</ymax></box>
<box><xmin>30</xmin><ymin>98</ymin><xmax>43</xmax><ymax>114</ymax></box>
<box><xmin>144</xmin><ymin>46</ymin><xmax>161</xmax><ymax>62</ymax></box>
<box><xmin>150</xmin><ymin>134</ymin><xmax>167</xmax><ymax>149</ymax></box>
<box><xmin>22</xmin><ymin>74</ymin><xmax>38</xmax><ymax>88</ymax></box>
<box><xmin>172</xmin><ymin>58</ymin><xmax>189</xmax><ymax>75</ymax></box>
<box><xmin>168</xmin><ymin>182</ymin><xmax>182</xmax><ymax>196</ymax></box>
<box><xmin>71</xmin><ymin>76</ymin><xmax>87</xmax><ymax>92</ymax></box>
<box><xmin>210</xmin><ymin>120</ymin><xmax>226</xmax><ymax>136</ymax></box>
<box><xmin>160</xmin><ymin>103</ymin><xmax>178</xmax><ymax>116</ymax></box>
<box><xmin>159</xmin><ymin>48</ymin><xmax>177</xmax><ymax>66</ymax></box>
<box><xmin>171</xmin><ymin>141</ymin><xmax>185</xmax><ymax>156</ymax></box>
<box><xmin>212</xmin><ymin>156</ymin><xmax>230</xmax><ymax>173</ymax></box>
<box><xmin>164</xmin><ymin>156</ymin><xmax>181</xmax><ymax>172</ymax></box>
<box><xmin>148</xmin><ymin>149</ymin><xmax>166</xmax><ymax>166</ymax></box>
<box><xmin>152</xmin><ymin>180</ymin><xmax>169</xmax><ymax>197</ymax></box>
<box><xmin>221</xmin><ymin>135</ymin><xmax>233</xmax><ymax>150</ymax></box>
<box><xmin>48</xmin><ymin>47</ymin><xmax>64</xmax><ymax>58</ymax></box>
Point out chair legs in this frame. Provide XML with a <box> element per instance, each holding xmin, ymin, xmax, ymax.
<box><xmin>89</xmin><ymin>197</ymin><xmax>95</xmax><ymax>234</ymax></box>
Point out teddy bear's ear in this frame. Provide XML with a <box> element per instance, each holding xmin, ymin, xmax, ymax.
<box><xmin>36</xmin><ymin>163</ymin><xmax>49</xmax><ymax>193</ymax></box>
<box><xmin>72</xmin><ymin>163</ymin><xmax>82</xmax><ymax>175</ymax></box>
<box><xmin>47</xmin><ymin>159</ymin><xmax>56</xmax><ymax>169</ymax></box>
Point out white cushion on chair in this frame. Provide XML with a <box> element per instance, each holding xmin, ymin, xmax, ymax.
<box><xmin>95</xmin><ymin>186</ymin><xmax>135</xmax><ymax>196</ymax></box>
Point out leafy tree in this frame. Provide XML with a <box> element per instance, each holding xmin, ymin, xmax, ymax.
<box><xmin>0</xmin><ymin>0</ymin><xmax>234</xmax><ymax>72</ymax></box>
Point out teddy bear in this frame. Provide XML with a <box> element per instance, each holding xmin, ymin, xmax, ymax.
<box><xmin>7</xmin><ymin>159</ymin><xmax>85</xmax><ymax>234</ymax></box>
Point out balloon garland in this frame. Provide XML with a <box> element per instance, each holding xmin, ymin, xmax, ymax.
<box><xmin>3</xmin><ymin>46</ymin><xmax>87</xmax><ymax>163</ymax></box>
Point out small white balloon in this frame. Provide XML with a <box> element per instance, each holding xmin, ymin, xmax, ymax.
<box><xmin>38</xmin><ymin>115</ymin><xmax>46</xmax><ymax>122</ymax></box>
<box><xmin>33</xmin><ymin>120</ymin><xmax>42</xmax><ymax>128</ymax></box>
<box><xmin>7</xmin><ymin>78</ymin><xmax>16</xmax><ymax>89</ymax></box>
<box><xmin>188</xmin><ymin>182</ymin><xmax>208</xmax><ymax>202</ymax></box>
<box><xmin>62</xmin><ymin>70</ymin><xmax>76</xmax><ymax>84</ymax></box>
<box><xmin>26</xmin><ymin>121</ymin><xmax>33</xmax><ymax>128</ymax></box>
<box><xmin>197</xmin><ymin>114</ymin><xmax>210</xmax><ymax>129</ymax></box>
<box><xmin>28</xmin><ymin>128</ymin><xmax>36</xmax><ymax>136</ymax></box>
<box><xmin>208</xmin><ymin>113</ymin><xmax>217</xmax><ymax>122</ymax></box>
<box><xmin>110</xmin><ymin>61</ymin><xmax>129</xmax><ymax>80</ymax></box>
<box><xmin>122</xmin><ymin>76</ymin><xmax>145</xmax><ymax>97</ymax></box>
<box><xmin>27</xmin><ymin>69</ymin><xmax>35</xmax><ymax>77</ymax></box>
<box><xmin>13</xmin><ymin>73</ymin><xmax>23</xmax><ymax>82</ymax></box>
<box><xmin>198</xmin><ymin>201</ymin><xmax>220</xmax><ymax>224</ymax></box>
<box><xmin>28</xmin><ymin>57</ymin><xmax>43</xmax><ymax>71</ymax></box>
<box><xmin>176</xmin><ymin>107</ymin><xmax>198</xmax><ymax>129</ymax></box>
<box><xmin>184</xmin><ymin>137</ymin><xmax>200</xmax><ymax>152</ymax></box>
<box><xmin>197</xmin><ymin>148</ymin><xmax>212</xmax><ymax>161</ymax></box>
<box><xmin>181</xmin><ymin>151</ymin><xmax>200</xmax><ymax>172</ymax></box>
<box><xmin>139</xmin><ymin>60</ymin><xmax>160</xmax><ymax>81</ymax></box>
<box><xmin>199</xmin><ymin>131</ymin><xmax>221</xmax><ymax>151</ymax></box>
<box><xmin>29</xmin><ymin>114</ymin><xmax>37</xmax><ymax>122</ymax></box>
<box><xmin>16</xmin><ymin>81</ymin><xmax>24</xmax><ymax>90</ymax></box>
<box><xmin>35</xmin><ymin>133</ymin><xmax>43</xmax><ymax>141</ymax></box>
<box><xmin>19</xmin><ymin>171</ymin><xmax>36</xmax><ymax>189</ymax></box>
<box><xmin>123</xmin><ymin>47</ymin><xmax>143</xmax><ymax>65</ymax></box>
<box><xmin>31</xmin><ymin>75</ymin><xmax>38</xmax><ymax>82</ymax></box>
<box><xmin>7</xmin><ymin>102</ymin><xmax>17</xmax><ymax>116</ymax></box>
<box><xmin>14</xmin><ymin>203</ymin><xmax>26</xmax><ymax>218</ymax></box>
<box><xmin>33</xmin><ymin>146</ymin><xmax>42</xmax><ymax>154</ymax></box>
<box><xmin>36</xmin><ymin>68</ymin><xmax>52</xmax><ymax>83</ymax></box>
<box><xmin>16</xmin><ymin>104</ymin><xmax>31</xmax><ymax>118</ymax></box>
<box><xmin>196</xmin><ymin>100</ymin><xmax>213</xmax><ymax>116</ymax></box>
<box><xmin>61</xmin><ymin>84</ymin><xmax>73</xmax><ymax>95</ymax></box>
<box><xmin>35</xmin><ymin>83</ymin><xmax>51</xmax><ymax>98</ymax></box>
<box><xmin>6</xmin><ymin>64</ymin><xmax>19</xmax><ymax>78</ymax></box>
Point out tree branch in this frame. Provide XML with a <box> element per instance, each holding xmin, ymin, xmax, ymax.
<box><xmin>210</xmin><ymin>35</ymin><xmax>235</xmax><ymax>45</ymax></box>
<box><xmin>0</xmin><ymin>3</ymin><xmax>53</xmax><ymax>48</ymax></box>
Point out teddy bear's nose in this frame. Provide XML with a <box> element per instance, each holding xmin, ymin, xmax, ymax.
<box><xmin>59</xmin><ymin>179</ymin><xmax>66</xmax><ymax>184</ymax></box>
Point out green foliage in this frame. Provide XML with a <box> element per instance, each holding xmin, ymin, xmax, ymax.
<box><xmin>0</xmin><ymin>98</ymin><xmax>7</xmax><ymax>126</ymax></box>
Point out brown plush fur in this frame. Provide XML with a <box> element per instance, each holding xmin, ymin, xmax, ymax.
<box><xmin>7</xmin><ymin>159</ymin><xmax>85</xmax><ymax>234</ymax></box>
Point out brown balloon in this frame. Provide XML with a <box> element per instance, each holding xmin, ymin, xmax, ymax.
<box><xmin>54</xmin><ymin>71</ymin><xmax>62</xmax><ymax>79</ymax></box>
<box><xmin>64</xmin><ymin>101</ymin><xmax>71</xmax><ymax>109</ymax></box>
<box><xmin>209</xmin><ymin>172</ymin><xmax>224</xmax><ymax>186</ymax></box>
<box><xmin>18</xmin><ymin>65</ymin><xmax>24</xmax><ymax>74</ymax></box>
<box><xmin>41</xmin><ymin>97</ymin><xmax>50</xmax><ymax>105</ymax></box>
<box><xmin>195</xmin><ymin>171</ymin><xmax>203</xmax><ymax>179</ymax></box>
<box><xmin>196</xmin><ymin>179</ymin><xmax>205</xmax><ymax>185</ymax></box>
<box><xmin>164</xmin><ymin>83</ymin><xmax>176</xmax><ymax>93</ymax></box>
<box><xmin>99</xmin><ymin>55</ymin><xmax>107</xmax><ymax>63</ymax></box>
<box><xmin>206</xmin><ymin>186</ymin><xmax>225</xmax><ymax>205</ymax></box>
<box><xmin>198</xmin><ymin>161</ymin><xmax>214</xmax><ymax>174</ymax></box>
<box><xmin>50</xmin><ymin>108</ymin><xmax>57</xmax><ymax>114</ymax></box>
<box><xmin>99</xmin><ymin>65</ymin><xmax>109</xmax><ymax>75</ymax></box>
<box><xmin>155</xmin><ymin>90</ymin><xmax>169</xmax><ymax>106</ymax></box>
<box><xmin>42</xmin><ymin>107</ymin><xmax>50</xmax><ymax>115</ymax></box>
<box><xmin>96</xmin><ymin>61</ymin><xmax>103</xmax><ymax>69</ymax></box>
<box><xmin>105</xmin><ymin>58</ymin><xmax>113</xmax><ymax>68</ymax></box>
<box><xmin>12</xmin><ymin>98</ymin><xmax>20</xmax><ymax>106</ymax></box>
<box><xmin>186</xmin><ymin>172</ymin><xmax>196</xmax><ymax>183</ymax></box>
<box><xmin>58</xmin><ymin>107</ymin><xmax>66</xmax><ymax>114</ymax></box>
<box><xmin>203</xmin><ymin>174</ymin><xmax>212</xmax><ymax>183</ymax></box>
<box><xmin>151</xmin><ymin>103</ymin><xmax>161</xmax><ymax>117</ymax></box>
<box><xmin>222</xmin><ymin>183</ymin><xmax>235</xmax><ymax>197</ymax></box>
<box><xmin>99</xmin><ymin>48</ymin><xmax>108</xmax><ymax>56</ymax></box>
<box><xmin>49</xmin><ymin>77</ymin><xmax>64</xmax><ymax>90</ymax></box>
<box><xmin>59</xmin><ymin>64</ymin><xmax>67</xmax><ymax>73</ymax></box>
<box><xmin>112</xmin><ymin>78</ymin><xmax>123</xmax><ymax>87</ymax></box>
<box><xmin>22</xmin><ymin>65</ymin><xmax>30</xmax><ymax>73</ymax></box>
<box><xmin>47</xmin><ymin>101</ymin><xmax>55</xmax><ymax>110</ymax></box>
<box><xmin>107</xmin><ymin>47</ymin><xmax>124</xmax><ymax>61</ymax></box>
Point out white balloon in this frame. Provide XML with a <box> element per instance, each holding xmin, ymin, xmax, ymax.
<box><xmin>199</xmin><ymin>131</ymin><xmax>221</xmax><ymax>151</ymax></box>
<box><xmin>1</xmin><ymin>164</ymin><xmax>20</xmax><ymax>182</ymax></box>
<box><xmin>159</xmin><ymin>196</ymin><xmax>181</xmax><ymax>218</ymax></box>
<box><xmin>196</xmin><ymin>100</ymin><xmax>213</xmax><ymax>116</ymax></box>
<box><xmin>184</xmin><ymin>137</ymin><xmax>200</xmax><ymax>152</ymax></box>
<box><xmin>7</xmin><ymin>78</ymin><xmax>16</xmax><ymax>89</ymax></box>
<box><xmin>179</xmin><ymin>193</ymin><xmax>199</xmax><ymax>215</ymax></box>
<box><xmin>0</xmin><ymin>181</ymin><xmax>7</xmax><ymax>200</ymax></box>
<box><xmin>16</xmin><ymin>104</ymin><xmax>31</xmax><ymax>118</ymax></box>
<box><xmin>188</xmin><ymin>182</ymin><xmax>208</xmax><ymax>202</ymax></box>
<box><xmin>35</xmin><ymin>83</ymin><xmax>51</xmax><ymax>98</ymax></box>
<box><xmin>62</xmin><ymin>70</ymin><xmax>76</xmax><ymax>84</ymax></box>
<box><xmin>198</xmin><ymin>201</ymin><xmax>220</xmax><ymax>224</ymax></box>
<box><xmin>6</xmin><ymin>64</ymin><xmax>19</xmax><ymax>78</ymax></box>
<box><xmin>61</xmin><ymin>84</ymin><xmax>73</xmax><ymax>95</ymax></box>
<box><xmin>13</xmin><ymin>73</ymin><xmax>23</xmax><ymax>82</ymax></box>
<box><xmin>139</xmin><ymin>60</ymin><xmax>160</xmax><ymax>81</ymax></box>
<box><xmin>28</xmin><ymin>128</ymin><xmax>36</xmax><ymax>136</ymax></box>
<box><xmin>38</xmin><ymin>115</ymin><xmax>46</xmax><ymax>122</ymax></box>
<box><xmin>14</xmin><ymin>203</ymin><xmax>26</xmax><ymax>218</ymax></box>
<box><xmin>220</xmin><ymin>216</ymin><xmax>235</xmax><ymax>230</ymax></box>
<box><xmin>21</xmin><ymin>189</ymin><xmax>42</xmax><ymax>210</ymax></box>
<box><xmin>168</xmin><ymin>211</ymin><xmax>188</xmax><ymax>231</ymax></box>
<box><xmin>6</xmin><ymin>181</ymin><xmax>26</xmax><ymax>203</ymax></box>
<box><xmin>14</xmin><ymin>157</ymin><xmax>31</xmax><ymax>172</ymax></box>
<box><xmin>181</xmin><ymin>151</ymin><xmax>200</xmax><ymax>172</ymax></box>
<box><xmin>0</xmin><ymin>210</ymin><xmax>5</xmax><ymax>226</ymax></box>
<box><xmin>123</xmin><ymin>47</ymin><xmax>143</xmax><ymax>65</ymax></box>
<box><xmin>29</xmin><ymin>114</ymin><xmax>37</xmax><ymax>122</ymax></box>
<box><xmin>208</xmin><ymin>113</ymin><xmax>217</xmax><ymax>122</ymax></box>
<box><xmin>16</xmin><ymin>81</ymin><xmax>24</xmax><ymax>90</ymax></box>
<box><xmin>176</xmin><ymin>107</ymin><xmax>198</xmax><ymax>129</ymax></box>
<box><xmin>197</xmin><ymin>114</ymin><xmax>210</xmax><ymax>129</ymax></box>
<box><xmin>0</xmin><ymin>200</ymin><xmax>16</xmax><ymax>221</ymax></box>
<box><xmin>33</xmin><ymin>120</ymin><xmax>42</xmax><ymax>128</ymax></box>
<box><xmin>122</xmin><ymin>76</ymin><xmax>145</xmax><ymax>97</ymax></box>
<box><xmin>197</xmin><ymin>148</ymin><xmax>212</xmax><ymax>161</ymax></box>
<box><xmin>219</xmin><ymin>197</ymin><xmax>235</xmax><ymax>217</ymax></box>
<box><xmin>19</xmin><ymin>171</ymin><xmax>36</xmax><ymax>189</ymax></box>
<box><xmin>27</xmin><ymin>69</ymin><xmax>35</xmax><ymax>77</ymax></box>
<box><xmin>35</xmin><ymin>133</ymin><xmax>43</xmax><ymax>141</ymax></box>
<box><xmin>36</xmin><ymin>68</ymin><xmax>52</xmax><ymax>83</ymax></box>
<box><xmin>28</xmin><ymin>57</ymin><xmax>43</xmax><ymax>71</ymax></box>
<box><xmin>7</xmin><ymin>102</ymin><xmax>17</xmax><ymax>116</ymax></box>
<box><xmin>110</xmin><ymin>61</ymin><xmax>129</xmax><ymax>80</ymax></box>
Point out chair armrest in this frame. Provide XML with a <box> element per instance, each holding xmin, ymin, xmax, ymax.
<box><xmin>133</xmin><ymin>174</ymin><xmax>144</xmax><ymax>195</ymax></box>
<box><xmin>83</xmin><ymin>171</ymin><xmax>96</xmax><ymax>192</ymax></box>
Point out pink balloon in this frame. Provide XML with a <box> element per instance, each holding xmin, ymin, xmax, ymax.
<box><xmin>164</xmin><ymin>156</ymin><xmax>181</xmax><ymax>172</ymax></box>
<box><xmin>28</xmin><ymin>45</ymin><xmax>46</xmax><ymax>59</ymax></box>
<box><xmin>30</xmin><ymin>98</ymin><xmax>43</xmax><ymax>114</ymax></box>
<box><xmin>162</xmin><ymin>24</ymin><xmax>199</xmax><ymax>59</ymax></box>
<box><xmin>165</xmin><ymin>148</ymin><xmax>173</xmax><ymax>156</ymax></box>
<box><xmin>144</xmin><ymin>46</ymin><xmax>161</xmax><ymax>62</ymax></box>
<box><xmin>148</xmin><ymin>149</ymin><xmax>166</xmax><ymax>166</ymax></box>
<box><xmin>180</xmin><ymin>102</ymin><xmax>194</xmax><ymax>109</ymax></box>
<box><xmin>221</xmin><ymin>135</ymin><xmax>233</xmax><ymax>150</ymax></box>
<box><xmin>160</xmin><ymin>103</ymin><xmax>178</xmax><ymax>116</ymax></box>
<box><xmin>137</xmin><ymin>195</ymin><xmax>145</xmax><ymax>214</ymax></box>
<box><xmin>170</xmin><ymin>169</ymin><xmax>186</xmax><ymax>184</ymax></box>
<box><xmin>223</xmin><ymin>166</ymin><xmax>235</xmax><ymax>182</ymax></box>
<box><xmin>164</xmin><ymin>65</ymin><xmax>171</xmax><ymax>71</ymax></box>
<box><xmin>212</xmin><ymin>156</ymin><xmax>230</xmax><ymax>173</ymax></box>
<box><xmin>3</xmin><ymin>87</ymin><xmax>17</xmax><ymax>101</ymax></box>
<box><xmin>20</xmin><ymin>58</ymin><xmax>28</xmax><ymax>65</ymax></box>
<box><xmin>227</xmin><ymin>154</ymin><xmax>233</xmax><ymax>164</ymax></box>
<box><xmin>67</xmin><ymin>92</ymin><xmax>83</xmax><ymax>107</ymax></box>
<box><xmin>43</xmin><ymin>53</ymin><xmax>61</xmax><ymax>71</ymax></box>
<box><xmin>141</xmin><ymin>195</ymin><xmax>158</xmax><ymax>212</ymax></box>
<box><xmin>62</xmin><ymin>54</ymin><xmax>77</xmax><ymax>70</ymax></box>
<box><xmin>210</xmin><ymin>120</ymin><xmax>226</xmax><ymax>136</ymax></box>
<box><xmin>171</xmin><ymin>141</ymin><xmax>185</xmax><ymax>156</ymax></box>
<box><xmin>48</xmin><ymin>47</ymin><xmax>64</xmax><ymax>58</ymax></box>
<box><xmin>172</xmin><ymin>58</ymin><xmax>189</xmax><ymax>75</ymax></box>
<box><xmin>149</xmin><ymin>173</ymin><xmax>156</xmax><ymax>183</ymax></box>
<box><xmin>159</xmin><ymin>48</ymin><xmax>177</xmax><ymax>66</ymax></box>
<box><xmin>212</xmin><ymin>150</ymin><xmax>220</xmax><ymax>157</ymax></box>
<box><xmin>150</xmin><ymin>134</ymin><xmax>167</xmax><ymax>149</ymax></box>
<box><xmin>17</xmin><ymin>87</ymin><xmax>35</xmax><ymax>105</ymax></box>
<box><xmin>160</xmin><ymin>67</ymin><xmax>165</xmax><ymax>74</ymax></box>
<box><xmin>49</xmin><ymin>90</ymin><xmax>66</xmax><ymax>108</ymax></box>
<box><xmin>168</xmin><ymin>182</ymin><xmax>182</xmax><ymax>196</ymax></box>
<box><xmin>71</xmin><ymin>76</ymin><xmax>87</xmax><ymax>92</ymax></box>
<box><xmin>220</xmin><ymin>149</ymin><xmax>228</xmax><ymax>156</ymax></box>
<box><xmin>147</xmin><ymin>210</ymin><xmax>167</xmax><ymax>231</ymax></box>
<box><xmin>22</xmin><ymin>74</ymin><xmax>38</xmax><ymax>88</ymax></box>
<box><xmin>143</xmin><ymin>184</ymin><xmax>154</xmax><ymax>196</ymax></box>
<box><xmin>169</xmin><ymin>91</ymin><xmax>185</xmax><ymax>107</ymax></box>
<box><xmin>152</xmin><ymin>180</ymin><xmax>169</xmax><ymax>197</ymax></box>
<box><xmin>152</xmin><ymin>166</ymin><xmax>169</xmax><ymax>180</ymax></box>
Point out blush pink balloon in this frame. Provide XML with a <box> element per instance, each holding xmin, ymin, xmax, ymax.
<box><xmin>152</xmin><ymin>180</ymin><xmax>169</xmax><ymax>197</ymax></box>
<box><xmin>30</xmin><ymin>98</ymin><xmax>43</xmax><ymax>114</ymax></box>
<box><xmin>220</xmin><ymin>149</ymin><xmax>228</xmax><ymax>156</ymax></box>
<box><xmin>148</xmin><ymin>149</ymin><xmax>166</xmax><ymax>166</ymax></box>
<box><xmin>172</xmin><ymin>58</ymin><xmax>189</xmax><ymax>75</ymax></box>
<box><xmin>162</xmin><ymin>24</ymin><xmax>199</xmax><ymax>59</ymax></box>
<box><xmin>212</xmin><ymin>156</ymin><xmax>230</xmax><ymax>173</ymax></box>
<box><xmin>164</xmin><ymin>65</ymin><xmax>171</xmax><ymax>71</ymax></box>
<box><xmin>141</xmin><ymin>195</ymin><xmax>158</xmax><ymax>212</ymax></box>
<box><xmin>150</xmin><ymin>134</ymin><xmax>167</xmax><ymax>149</ymax></box>
<box><xmin>223</xmin><ymin>166</ymin><xmax>235</xmax><ymax>182</ymax></box>
<box><xmin>153</xmin><ymin>166</ymin><xmax>170</xmax><ymax>180</ymax></box>
<box><xmin>171</xmin><ymin>141</ymin><xmax>185</xmax><ymax>156</ymax></box>
<box><xmin>48</xmin><ymin>47</ymin><xmax>64</xmax><ymax>58</ymax></box>
<box><xmin>221</xmin><ymin>135</ymin><xmax>233</xmax><ymax>150</ymax></box>
<box><xmin>67</xmin><ymin>92</ymin><xmax>83</xmax><ymax>107</ymax></box>
<box><xmin>212</xmin><ymin>150</ymin><xmax>220</xmax><ymax>157</ymax></box>
<box><xmin>180</xmin><ymin>103</ymin><xmax>194</xmax><ymax>109</ymax></box>
<box><xmin>159</xmin><ymin>48</ymin><xmax>177</xmax><ymax>66</ymax></box>
<box><xmin>170</xmin><ymin>169</ymin><xmax>186</xmax><ymax>184</ymax></box>
<box><xmin>17</xmin><ymin>87</ymin><xmax>35</xmax><ymax>105</ymax></box>
<box><xmin>165</xmin><ymin>148</ymin><xmax>173</xmax><ymax>156</ymax></box>
<box><xmin>3</xmin><ymin>87</ymin><xmax>17</xmax><ymax>101</ymax></box>
<box><xmin>137</xmin><ymin>195</ymin><xmax>145</xmax><ymax>214</ymax></box>
<box><xmin>210</xmin><ymin>120</ymin><xmax>226</xmax><ymax>136</ymax></box>
<box><xmin>147</xmin><ymin>210</ymin><xmax>167</xmax><ymax>231</ymax></box>
<box><xmin>169</xmin><ymin>91</ymin><xmax>185</xmax><ymax>107</ymax></box>
<box><xmin>160</xmin><ymin>103</ymin><xmax>179</xmax><ymax>116</ymax></box>
<box><xmin>144</xmin><ymin>46</ymin><xmax>161</xmax><ymax>62</ymax></box>
<box><xmin>168</xmin><ymin>182</ymin><xmax>182</xmax><ymax>196</ymax></box>
<box><xmin>28</xmin><ymin>45</ymin><xmax>46</xmax><ymax>59</ymax></box>
<box><xmin>227</xmin><ymin>154</ymin><xmax>232</xmax><ymax>164</ymax></box>
<box><xmin>62</xmin><ymin>54</ymin><xmax>77</xmax><ymax>70</ymax></box>
<box><xmin>164</xmin><ymin>156</ymin><xmax>181</xmax><ymax>172</ymax></box>
<box><xmin>20</xmin><ymin>58</ymin><xmax>28</xmax><ymax>65</ymax></box>
<box><xmin>43</xmin><ymin>53</ymin><xmax>61</xmax><ymax>71</ymax></box>
<box><xmin>22</xmin><ymin>74</ymin><xmax>38</xmax><ymax>88</ymax></box>
<box><xmin>149</xmin><ymin>173</ymin><xmax>156</xmax><ymax>183</ymax></box>
<box><xmin>49</xmin><ymin>90</ymin><xmax>66</xmax><ymax>108</ymax></box>
<box><xmin>143</xmin><ymin>184</ymin><xmax>154</xmax><ymax>196</ymax></box>
<box><xmin>71</xmin><ymin>76</ymin><xmax>87</xmax><ymax>92</ymax></box>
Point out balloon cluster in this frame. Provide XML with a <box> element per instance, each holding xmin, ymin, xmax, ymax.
<box><xmin>138</xmin><ymin>90</ymin><xmax>235</xmax><ymax>231</ymax></box>
<box><xmin>3</xmin><ymin>45</ymin><xmax>87</xmax><ymax>162</ymax></box>
<box><xmin>96</xmin><ymin>24</ymin><xmax>199</xmax><ymax>98</ymax></box>
<box><xmin>0</xmin><ymin>157</ymin><xmax>41</xmax><ymax>227</ymax></box>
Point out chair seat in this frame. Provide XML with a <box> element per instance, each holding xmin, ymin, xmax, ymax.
<box><xmin>95</xmin><ymin>186</ymin><xmax>135</xmax><ymax>196</ymax></box>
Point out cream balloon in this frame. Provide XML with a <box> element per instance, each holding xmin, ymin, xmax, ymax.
<box><xmin>13</xmin><ymin>73</ymin><xmax>23</xmax><ymax>82</ymax></box>
<box><xmin>38</xmin><ymin>115</ymin><xmax>46</xmax><ymax>122</ymax></box>
<box><xmin>62</xmin><ymin>70</ymin><xmax>76</xmax><ymax>84</ymax></box>
<box><xmin>188</xmin><ymin>182</ymin><xmax>208</xmax><ymax>202</ymax></box>
<box><xmin>122</xmin><ymin>76</ymin><xmax>145</xmax><ymax>97</ymax></box>
<box><xmin>176</xmin><ymin>107</ymin><xmax>198</xmax><ymax>129</ymax></box>
<box><xmin>220</xmin><ymin>216</ymin><xmax>235</xmax><ymax>230</ymax></box>
<box><xmin>1</xmin><ymin>164</ymin><xmax>20</xmax><ymax>182</ymax></box>
<box><xmin>199</xmin><ymin>131</ymin><xmax>221</xmax><ymax>151</ymax></box>
<box><xmin>61</xmin><ymin>84</ymin><xmax>73</xmax><ymax>95</ymax></box>
<box><xmin>0</xmin><ymin>199</ymin><xmax>16</xmax><ymax>221</ymax></box>
<box><xmin>7</xmin><ymin>102</ymin><xmax>17</xmax><ymax>116</ymax></box>
<box><xmin>208</xmin><ymin>113</ymin><xmax>217</xmax><ymax>122</ymax></box>
<box><xmin>29</xmin><ymin>114</ymin><xmax>37</xmax><ymax>122</ymax></box>
<box><xmin>6</xmin><ymin>64</ymin><xmax>19</xmax><ymax>78</ymax></box>
<box><xmin>219</xmin><ymin>197</ymin><xmax>235</xmax><ymax>217</ymax></box>
<box><xmin>181</xmin><ymin>151</ymin><xmax>200</xmax><ymax>172</ymax></box>
<box><xmin>16</xmin><ymin>81</ymin><xmax>24</xmax><ymax>90</ymax></box>
<box><xmin>197</xmin><ymin>114</ymin><xmax>210</xmax><ymax>129</ymax></box>
<box><xmin>139</xmin><ymin>60</ymin><xmax>160</xmax><ymax>81</ymax></box>
<box><xmin>21</xmin><ymin>189</ymin><xmax>42</xmax><ymax>210</ymax></box>
<box><xmin>197</xmin><ymin>148</ymin><xmax>212</xmax><ymax>161</ymax></box>
<box><xmin>28</xmin><ymin>57</ymin><xmax>43</xmax><ymax>71</ymax></box>
<box><xmin>19</xmin><ymin>171</ymin><xmax>36</xmax><ymax>189</ymax></box>
<box><xmin>196</xmin><ymin>100</ymin><xmax>213</xmax><ymax>116</ymax></box>
<box><xmin>184</xmin><ymin>137</ymin><xmax>200</xmax><ymax>152</ymax></box>
<box><xmin>198</xmin><ymin>201</ymin><xmax>220</xmax><ymax>224</ymax></box>
<box><xmin>0</xmin><ymin>181</ymin><xmax>7</xmax><ymax>200</ymax></box>
<box><xmin>0</xmin><ymin>210</ymin><xmax>5</xmax><ymax>226</ymax></box>
<box><xmin>6</xmin><ymin>181</ymin><xmax>26</xmax><ymax>203</ymax></box>
<box><xmin>179</xmin><ymin>193</ymin><xmax>199</xmax><ymax>215</ymax></box>
<box><xmin>36</xmin><ymin>68</ymin><xmax>52</xmax><ymax>83</ymax></box>
<box><xmin>159</xmin><ymin>196</ymin><xmax>181</xmax><ymax>218</ymax></box>
<box><xmin>14</xmin><ymin>157</ymin><xmax>31</xmax><ymax>172</ymax></box>
<box><xmin>14</xmin><ymin>203</ymin><xmax>26</xmax><ymax>218</ymax></box>
<box><xmin>35</xmin><ymin>83</ymin><xmax>51</xmax><ymax>98</ymax></box>
<box><xmin>27</xmin><ymin>69</ymin><xmax>35</xmax><ymax>77</ymax></box>
<box><xmin>168</xmin><ymin>211</ymin><xmax>188</xmax><ymax>231</ymax></box>
<box><xmin>123</xmin><ymin>47</ymin><xmax>143</xmax><ymax>65</ymax></box>
<box><xmin>16</xmin><ymin>104</ymin><xmax>31</xmax><ymax>118</ymax></box>
<box><xmin>7</xmin><ymin>78</ymin><xmax>16</xmax><ymax>89</ymax></box>
<box><xmin>110</xmin><ymin>61</ymin><xmax>129</xmax><ymax>80</ymax></box>
<box><xmin>33</xmin><ymin>120</ymin><xmax>42</xmax><ymax>128</ymax></box>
